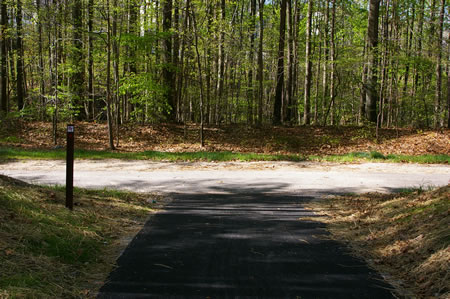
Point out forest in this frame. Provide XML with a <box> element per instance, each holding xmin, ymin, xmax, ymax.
<box><xmin>0</xmin><ymin>0</ymin><xmax>448</xmax><ymax>149</ymax></box>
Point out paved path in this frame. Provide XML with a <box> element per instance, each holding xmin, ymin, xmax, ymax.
<box><xmin>1</xmin><ymin>160</ymin><xmax>449</xmax><ymax>297</ymax></box>
<box><xmin>98</xmin><ymin>192</ymin><xmax>394</xmax><ymax>298</ymax></box>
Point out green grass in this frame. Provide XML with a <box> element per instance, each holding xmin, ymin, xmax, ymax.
<box><xmin>0</xmin><ymin>147</ymin><xmax>448</xmax><ymax>164</ymax></box>
<box><xmin>0</xmin><ymin>147</ymin><xmax>305</xmax><ymax>162</ymax></box>
<box><xmin>309</xmin><ymin>151</ymin><xmax>450</xmax><ymax>164</ymax></box>
<box><xmin>0</xmin><ymin>175</ymin><xmax>159</xmax><ymax>298</ymax></box>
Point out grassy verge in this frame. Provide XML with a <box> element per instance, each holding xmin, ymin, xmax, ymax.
<box><xmin>310</xmin><ymin>186</ymin><xmax>450</xmax><ymax>298</ymax></box>
<box><xmin>0</xmin><ymin>175</ymin><xmax>164</xmax><ymax>298</ymax></box>
<box><xmin>0</xmin><ymin>147</ymin><xmax>449</xmax><ymax>164</ymax></box>
<box><xmin>309</xmin><ymin>151</ymin><xmax>450</xmax><ymax>164</ymax></box>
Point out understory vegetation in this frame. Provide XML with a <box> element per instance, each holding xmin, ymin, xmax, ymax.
<box><xmin>0</xmin><ymin>175</ymin><xmax>163</xmax><ymax>298</ymax></box>
<box><xmin>311</xmin><ymin>186</ymin><xmax>450</xmax><ymax>298</ymax></box>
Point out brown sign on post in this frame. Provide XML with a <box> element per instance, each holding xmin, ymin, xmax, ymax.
<box><xmin>66</xmin><ymin>124</ymin><xmax>74</xmax><ymax>210</ymax></box>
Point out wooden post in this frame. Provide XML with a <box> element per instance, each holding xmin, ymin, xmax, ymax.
<box><xmin>66</xmin><ymin>124</ymin><xmax>74</xmax><ymax>210</ymax></box>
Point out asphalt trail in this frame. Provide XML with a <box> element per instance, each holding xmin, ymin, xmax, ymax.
<box><xmin>98</xmin><ymin>191</ymin><xmax>395</xmax><ymax>298</ymax></box>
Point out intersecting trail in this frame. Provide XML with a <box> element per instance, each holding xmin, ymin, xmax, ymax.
<box><xmin>1</xmin><ymin>160</ymin><xmax>449</xmax><ymax>297</ymax></box>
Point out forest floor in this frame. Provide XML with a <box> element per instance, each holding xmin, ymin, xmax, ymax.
<box><xmin>0</xmin><ymin>120</ymin><xmax>449</xmax><ymax>157</ymax></box>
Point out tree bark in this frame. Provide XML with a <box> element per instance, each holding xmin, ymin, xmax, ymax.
<box><xmin>247</xmin><ymin>0</ymin><xmax>256</xmax><ymax>125</ymax></box>
<box><xmin>303</xmin><ymin>0</ymin><xmax>313</xmax><ymax>125</ymax></box>
<box><xmin>285</xmin><ymin>0</ymin><xmax>294</xmax><ymax>123</ymax></box>
<box><xmin>273</xmin><ymin>0</ymin><xmax>287</xmax><ymax>125</ymax></box>
<box><xmin>257</xmin><ymin>0</ymin><xmax>264</xmax><ymax>125</ymax></box>
<box><xmin>16</xmin><ymin>0</ymin><xmax>25</xmax><ymax>110</ymax></box>
<box><xmin>162</xmin><ymin>0</ymin><xmax>175</xmax><ymax>120</ymax></box>
<box><xmin>216</xmin><ymin>0</ymin><xmax>226</xmax><ymax>125</ymax></box>
<box><xmin>324</xmin><ymin>0</ymin><xmax>336</xmax><ymax>126</ymax></box>
<box><xmin>0</xmin><ymin>0</ymin><xmax>7</xmax><ymax>113</ymax></box>
<box><xmin>37</xmin><ymin>0</ymin><xmax>45</xmax><ymax>119</ymax></box>
<box><xmin>366</xmin><ymin>0</ymin><xmax>380</xmax><ymax>123</ymax></box>
<box><xmin>106</xmin><ymin>0</ymin><xmax>115</xmax><ymax>150</ymax></box>
<box><xmin>434</xmin><ymin>0</ymin><xmax>445</xmax><ymax>128</ymax></box>
<box><xmin>71</xmin><ymin>0</ymin><xmax>84</xmax><ymax>117</ymax></box>
<box><xmin>88</xmin><ymin>0</ymin><xmax>94</xmax><ymax>120</ymax></box>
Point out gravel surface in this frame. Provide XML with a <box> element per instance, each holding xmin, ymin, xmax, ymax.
<box><xmin>1</xmin><ymin>160</ymin><xmax>448</xmax><ymax>195</ymax></box>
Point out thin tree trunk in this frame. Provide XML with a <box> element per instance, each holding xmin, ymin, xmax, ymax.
<box><xmin>106</xmin><ymin>0</ymin><xmax>115</xmax><ymax>150</ymax></box>
<box><xmin>247</xmin><ymin>0</ymin><xmax>256</xmax><ymax>125</ymax></box>
<box><xmin>36</xmin><ymin>0</ymin><xmax>45</xmax><ymax>119</ymax></box>
<box><xmin>323</xmin><ymin>0</ymin><xmax>335</xmax><ymax>126</ymax></box>
<box><xmin>366</xmin><ymin>0</ymin><xmax>380</xmax><ymax>123</ymax></box>
<box><xmin>322</xmin><ymin>0</ymin><xmax>329</xmax><ymax>125</ymax></box>
<box><xmin>359</xmin><ymin>38</ymin><xmax>368</xmax><ymax>124</ymax></box>
<box><xmin>16</xmin><ymin>0</ymin><xmax>25</xmax><ymax>110</ymax></box>
<box><xmin>191</xmin><ymin>7</ymin><xmax>204</xmax><ymax>147</ymax></box>
<box><xmin>303</xmin><ymin>0</ymin><xmax>313</xmax><ymax>124</ymax></box>
<box><xmin>434</xmin><ymin>0</ymin><xmax>445</xmax><ymax>128</ymax></box>
<box><xmin>273</xmin><ymin>0</ymin><xmax>287</xmax><ymax>125</ymax></box>
<box><xmin>88</xmin><ymin>0</ymin><xmax>94</xmax><ymax>120</ymax></box>
<box><xmin>162</xmin><ymin>0</ymin><xmax>175</xmax><ymax>120</ymax></box>
<box><xmin>285</xmin><ymin>0</ymin><xmax>294</xmax><ymax>123</ymax></box>
<box><xmin>257</xmin><ymin>0</ymin><xmax>264</xmax><ymax>125</ymax></box>
<box><xmin>0</xmin><ymin>0</ymin><xmax>7</xmax><ymax>113</ymax></box>
<box><xmin>216</xmin><ymin>0</ymin><xmax>226</xmax><ymax>125</ymax></box>
<box><xmin>71</xmin><ymin>0</ymin><xmax>84</xmax><ymax>118</ymax></box>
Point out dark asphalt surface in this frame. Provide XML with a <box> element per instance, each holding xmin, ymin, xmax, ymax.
<box><xmin>98</xmin><ymin>191</ymin><xmax>395</xmax><ymax>298</ymax></box>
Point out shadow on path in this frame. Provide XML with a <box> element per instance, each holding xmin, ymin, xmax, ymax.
<box><xmin>98</xmin><ymin>182</ymin><xmax>394</xmax><ymax>298</ymax></box>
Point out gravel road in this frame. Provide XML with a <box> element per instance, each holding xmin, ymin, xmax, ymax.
<box><xmin>1</xmin><ymin>160</ymin><xmax>448</xmax><ymax>196</ymax></box>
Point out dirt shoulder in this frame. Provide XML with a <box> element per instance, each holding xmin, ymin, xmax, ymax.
<box><xmin>2</xmin><ymin>159</ymin><xmax>450</xmax><ymax>174</ymax></box>
<box><xmin>309</xmin><ymin>186</ymin><xmax>450</xmax><ymax>299</ymax></box>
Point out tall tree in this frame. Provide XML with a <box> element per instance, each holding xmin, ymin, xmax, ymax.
<box><xmin>16</xmin><ymin>0</ymin><xmax>25</xmax><ymax>110</ymax></box>
<box><xmin>162</xmin><ymin>0</ymin><xmax>175</xmax><ymax>120</ymax></box>
<box><xmin>366</xmin><ymin>0</ymin><xmax>380</xmax><ymax>123</ymax></box>
<box><xmin>303</xmin><ymin>0</ymin><xmax>313</xmax><ymax>124</ymax></box>
<box><xmin>36</xmin><ymin>0</ymin><xmax>45</xmax><ymax>119</ymax></box>
<box><xmin>87</xmin><ymin>0</ymin><xmax>94</xmax><ymax>120</ymax></box>
<box><xmin>273</xmin><ymin>0</ymin><xmax>287</xmax><ymax>125</ymax></box>
<box><xmin>247</xmin><ymin>0</ymin><xmax>256</xmax><ymax>124</ymax></box>
<box><xmin>106</xmin><ymin>0</ymin><xmax>115</xmax><ymax>150</ymax></box>
<box><xmin>285</xmin><ymin>0</ymin><xmax>295</xmax><ymax>123</ymax></box>
<box><xmin>257</xmin><ymin>0</ymin><xmax>264</xmax><ymax>125</ymax></box>
<box><xmin>0</xmin><ymin>0</ymin><xmax>7</xmax><ymax>113</ymax></box>
<box><xmin>434</xmin><ymin>0</ymin><xmax>445</xmax><ymax>127</ymax></box>
<box><xmin>71</xmin><ymin>0</ymin><xmax>84</xmax><ymax>117</ymax></box>
<box><xmin>216</xmin><ymin>0</ymin><xmax>226</xmax><ymax>124</ymax></box>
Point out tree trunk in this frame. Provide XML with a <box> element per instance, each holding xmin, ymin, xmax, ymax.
<box><xmin>216</xmin><ymin>0</ymin><xmax>226</xmax><ymax>125</ymax></box>
<box><xmin>88</xmin><ymin>0</ymin><xmax>94</xmax><ymax>120</ymax></box>
<box><xmin>303</xmin><ymin>0</ymin><xmax>313</xmax><ymax>125</ymax></box>
<box><xmin>359</xmin><ymin>38</ymin><xmax>367</xmax><ymax>124</ymax></box>
<box><xmin>0</xmin><ymin>0</ymin><xmax>7</xmax><ymax>113</ymax></box>
<box><xmin>324</xmin><ymin>0</ymin><xmax>336</xmax><ymax>126</ymax></box>
<box><xmin>106</xmin><ymin>0</ymin><xmax>115</xmax><ymax>150</ymax></box>
<box><xmin>112</xmin><ymin>0</ymin><xmax>120</xmax><ymax>146</ymax></box>
<box><xmin>257</xmin><ymin>0</ymin><xmax>264</xmax><ymax>125</ymax></box>
<box><xmin>71</xmin><ymin>0</ymin><xmax>84</xmax><ymax>118</ymax></box>
<box><xmin>273</xmin><ymin>0</ymin><xmax>287</xmax><ymax>125</ymax></box>
<box><xmin>366</xmin><ymin>0</ymin><xmax>380</xmax><ymax>123</ymax></box>
<box><xmin>434</xmin><ymin>0</ymin><xmax>445</xmax><ymax>128</ymax></box>
<box><xmin>16</xmin><ymin>0</ymin><xmax>25</xmax><ymax>110</ymax></box>
<box><xmin>162</xmin><ymin>0</ymin><xmax>175</xmax><ymax>120</ymax></box>
<box><xmin>247</xmin><ymin>0</ymin><xmax>256</xmax><ymax>125</ymax></box>
<box><xmin>37</xmin><ymin>0</ymin><xmax>45</xmax><ymax>119</ymax></box>
<box><xmin>191</xmin><ymin>7</ymin><xmax>204</xmax><ymax>147</ymax></box>
<box><xmin>322</xmin><ymin>0</ymin><xmax>329</xmax><ymax>125</ymax></box>
<box><xmin>285</xmin><ymin>0</ymin><xmax>294</xmax><ymax>123</ymax></box>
